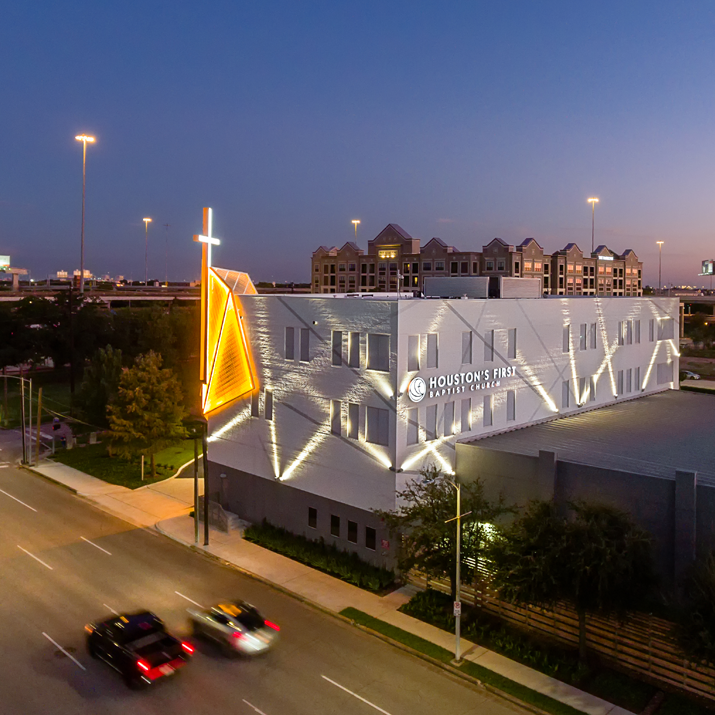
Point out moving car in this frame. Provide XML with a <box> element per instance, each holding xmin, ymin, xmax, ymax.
<box><xmin>187</xmin><ymin>601</ymin><xmax>279</xmax><ymax>656</ymax></box>
<box><xmin>682</xmin><ymin>370</ymin><xmax>701</xmax><ymax>380</ymax></box>
<box><xmin>85</xmin><ymin>611</ymin><xmax>194</xmax><ymax>689</ymax></box>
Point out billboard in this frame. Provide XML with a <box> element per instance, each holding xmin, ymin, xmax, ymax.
<box><xmin>701</xmin><ymin>260</ymin><xmax>715</xmax><ymax>276</ymax></box>
<box><xmin>0</xmin><ymin>256</ymin><xmax>9</xmax><ymax>270</ymax></box>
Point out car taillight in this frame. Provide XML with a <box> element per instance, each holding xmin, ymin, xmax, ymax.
<box><xmin>181</xmin><ymin>641</ymin><xmax>194</xmax><ymax>654</ymax></box>
<box><xmin>264</xmin><ymin>620</ymin><xmax>280</xmax><ymax>631</ymax></box>
<box><xmin>84</xmin><ymin>624</ymin><xmax>94</xmax><ymax>634</ymax></box>
<box><xmin>137</xmin><ymin>659</ymin><xmax>150</xmax><ymax>672</ymax></box>
<box><xmin>232</xmin><ymin>632</ymin><xmax>245</xmax><ymax>640</ymax></box>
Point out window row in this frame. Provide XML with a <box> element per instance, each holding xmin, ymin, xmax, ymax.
<box><xmin>250</xmin><ymin>389</ymin><xmax>274</xmax><ymax>420</ymax></box>
<box><xmin>562</xmin><ymin>317</ymin><xmax>674</xmax><ymax>352</ymax></box>
<box><xmin>308</xmin><ymin>508</ymin><xmax>377</xmax><ymax>550</ymax></box>
<box><xmin>407</xmin><ymin>329</ymin><xmax>517</xmax><ymax>371</ymax></box>
<box><xmin>330</xmin><ymin>401</ymin><xmax>389</xmax><ymax>446</ymax></box>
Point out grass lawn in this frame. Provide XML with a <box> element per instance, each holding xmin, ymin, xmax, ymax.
<box><xmin>51</xmin><ymin>439</ymin><xmax>201</xmax><ymax>489</ymax></box>
<box><xmin>0</xmin><ymin>377</ymin><xmax>73</xmax><ymax>428</ymax></box>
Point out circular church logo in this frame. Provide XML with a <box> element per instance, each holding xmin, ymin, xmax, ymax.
<box><xmin>408</xmin><ymin>377</ymin><xmax>427</xmax><ymax>403</ymax></box>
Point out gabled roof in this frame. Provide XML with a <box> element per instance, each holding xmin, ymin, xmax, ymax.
<box><xmin>482</xmin><ymin>237</ymin><xmax>514</xmax><ymax>252</ymax></box>
<box><xmin>338</xmin><ymin>241</ymin><xmax>364</xmax><ymax>255</ymax></box>
<box><xmin>422</xmin><ymin>237</ymin><xmax>459</xmax><ymax>253</ymax></box>
<box><xmin>562</xmin><ymin>242</ymin><xmax>582</xmax><ymax>253</ymax></box>
<box><xmin>312</xmin><ymin>245</ymin><xmax>337</xmax><ymax>257</ymax></box>
<box><xmin>621</xmin><ymin>249</ymin><xmax>639</xmax><ymax>259</ymax></box>
<box><xmin>593</xmin><ymin>245</ymin><xmax>615</xmax><ymax>256</ymax></box>
<box><xmin>518</xmin><ymin>237</ymin><xmax>543</xmax><ymax>250</ymax></box>
<box><xmin>424</xmin><ymin>237</ymin><xmax>447</xmax><ymax>248</ymax></box>
<box><xmin>385</xmin><ymin>223</ymin><xmax>412</xmax><ymax>239</ymax></box>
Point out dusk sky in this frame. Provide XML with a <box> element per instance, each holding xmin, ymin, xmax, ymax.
<box><xmin>2</xmin><ymin>1</ymin><xmax>715</xmax><ymax>286</ymax></box>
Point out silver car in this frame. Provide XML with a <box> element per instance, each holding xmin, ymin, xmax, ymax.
<box><xmin>187</xmin><ymin>601</ymin><xmax>280</xmax><ymax>657</ymax></box>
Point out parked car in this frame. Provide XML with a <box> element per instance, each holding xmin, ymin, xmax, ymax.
<box><xmin>187</xmin><ymin>601</ymin><xmax>279</xmax><ymax>657</ymax></box>
<box><xmin>86</xmin><ymin>611</ymin><xmax>194</xmax><ymax>689</ymax></box>
<box><xmin>682</xmin><ymin>370</ymin><xmax>701</xmax><ymax>380</ymax></box>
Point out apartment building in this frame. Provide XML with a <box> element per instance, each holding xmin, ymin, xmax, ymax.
<box><xmin>311</xmin><ymin>224</ymin><xmax>643</xmax><ymax>297</ymax></box>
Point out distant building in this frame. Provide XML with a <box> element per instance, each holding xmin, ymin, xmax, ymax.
<box><xmin>311</xmin><ymin>224</ymin><xmax>643</xmax><ymax>297</ymax></box>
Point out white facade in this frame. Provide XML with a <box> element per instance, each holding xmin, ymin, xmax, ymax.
<box><xmin>209</xmin><ymin>294</ymin><xmax>680</xmax><ymax>519</ymax></box>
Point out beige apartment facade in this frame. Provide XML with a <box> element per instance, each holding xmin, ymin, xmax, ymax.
<box><xmin>311</xmin><ymin>224</ymin><xmax>643</xmax><ymax>297</ymax></box>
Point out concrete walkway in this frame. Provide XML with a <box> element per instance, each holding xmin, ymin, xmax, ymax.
<box><xmin>32</xmin><ymin>458</ymin><xmax>630</xmax><ymax>715</ymax></box>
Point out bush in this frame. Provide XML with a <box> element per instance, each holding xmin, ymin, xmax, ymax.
<box><xmin>243</xmin><ymin>520</ymin><xmax>395</xmax><ymax>593</ymax></box>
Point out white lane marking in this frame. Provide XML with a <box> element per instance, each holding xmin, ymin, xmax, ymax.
<box><xmin>0</xmin><ymin>488</ymin><xmax>37</xmax><ymax>511</ymax></box>
<box><xmin>42</xmin><ymin>632</ymin><xmax>86</xmax><ymax>671</ymax></box>
<box><xmin>242</xmin><ymin>700</ymin><xmax>269</xmax><ymax>715</ymax></box>
<box><xmin>321</xmin><ymin>676</ymin><xmax>393</xmax><ymax>715</ymax></box>
<box><xmin>80</xmin><ymin>536</ymin><xmax>112</xmax><ymax>555</ymax></box>
<box><xmin>103</xmin><ymin>603</ymin><xmax>119</xmax><ymax>615</ymax></box>
<box><xmin>0</xmin><ymin>464</ymin><xmax>9</xmax><ymax>468</ymax></box>
<box><xmin>18</xmin><ymin>545</ymin><xmax>53</xmax><ymax>570</ymax></box>
<box><xmin>175</xmin><ymin>591</ymin><xmax>204</xmax><ymax>608</ymax></box>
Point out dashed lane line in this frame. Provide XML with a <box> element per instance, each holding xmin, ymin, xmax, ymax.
<box><xmin>0</xmin><ymin>488</ymin><xmax>37</xmax><ymax>511</ymax></box>
<box><xmin>242</xmin><ymin>700</ymin><xmax>269</xmax><ymax>715</ymax></box>
<box><xmin>175</xmin><ymin>591</ymin><xmax>204</xmax><ymax>608</ymax></box>
<box><xmin>321</xmin><ymin>675</ymin><xmax>393</xmax><ymax>715</ymax></box>
<box><xmin>17</xmin><ymin>545</ymin><xmax>53</xmax><ymax>570</ymax></box>
<box><xmin>80</xmin><ymin>536</ymin><xmax>112</xmax><ymax>555</ymax></box>
<box><xmin>42</xmin><ymin>632</ymin><xmax>86</xmax><ymax>671</ymax></box>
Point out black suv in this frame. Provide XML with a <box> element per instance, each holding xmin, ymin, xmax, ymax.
<box><xmin>85</xmin><ymin>611</ymin><xmax>194</xmax><ymax>688</ymax></box>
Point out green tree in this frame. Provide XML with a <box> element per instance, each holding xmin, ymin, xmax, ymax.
<box><xmin>677</xmin><ymin>552</ymin><xmax>715</xmax><ymax>665</ymax></box>
<box><xmin>375</xmin><ymin>464</ymin><xmax>510</xmax><ymax>598</ymax></box>
<box><xmin>75</xmin><ymin>345</ymin><xmax>124</xmax><ymax>428</ymax></box>
<box><xmin>108</xmin><ymin>351</ymin><xmax>188</xmax><ymax>476</ymax></box>
<box><xmin>487</xmin><ymin>501</ymin><xmax>657</xmax><ymax>662</ymax></box>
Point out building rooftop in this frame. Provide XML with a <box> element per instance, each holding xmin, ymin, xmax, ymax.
<box><xmin>467</xmin><ymin>390</ymin><xmax>715</xmax><ymax>485</ymax></box>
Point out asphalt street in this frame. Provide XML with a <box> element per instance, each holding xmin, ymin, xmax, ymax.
<box><xmin>0</xmin><ymin>446</ymin><xmax>526</xmax><ymax>715</ymax></box>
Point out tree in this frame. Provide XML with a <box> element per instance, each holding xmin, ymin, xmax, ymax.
<box><xmin>375</xmin><ymin>464</ymin><xmax>510</xmax><ymax>598</ymax></box>
<box><xmin>487</xmin><ymin>500</ymin><xmax>657</xmax><ymax>662</ymax></box>
<box><xmin>108</xmin><ymin>351</ymin><xmax>188</xmax><ymax>476</ymax></box>
<box><xmin>677</xmin><ymin>552</ymin><xmax>715</xmax><ymax>665</ymax></box>
<box><xmin>75</xmin><ymin>345</ymin><xmax>124</xmax><ymax>428</ymax></box>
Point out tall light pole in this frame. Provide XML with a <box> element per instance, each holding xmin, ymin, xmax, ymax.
<box><xmin>75</xmin><ymin>134</ymin><xmax>96</xmax><ymax>293</ymax></box>
<box><xmin>587</xmin><ymin>197</ymin><xmax>599</xmax><ymax>254</ymax></box>
<box><xmin>657</xmin><ymin>241</ymin><xmax>664</xmax><ymax>293</ymax></box>
<box><xmin>352</xmin><ymin>219</ymin><xmax>360</xmax><ymax>239</ymax></box>
<box><xmin>164</xmin><ymin>223</ymin><xmax>170</xmax><ymax>287</ymax></box>
<box><xmin>143</xmin><ymin>218</ymin><xmax>152</xmax><ymax>286</ymax></box>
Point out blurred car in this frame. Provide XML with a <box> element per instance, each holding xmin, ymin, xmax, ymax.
<box><xmin>85</xmin><ymin>611</ymin><xmax>194</xmax><ymax>689</ymax></box>
<box><xmin>682</xmin><ymin>370</ymin><xmax>701</xmax><ymax>380</ymax></box>
<box><xmin>187</xmin><ymin>601</ymin><xmax>279</xmax><ymax>656</ymax></box>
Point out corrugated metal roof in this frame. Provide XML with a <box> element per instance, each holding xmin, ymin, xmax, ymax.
<box><xmin>467</xmin><ymin>391</ymin><xmax>715</xmax><ymax>484</ymax></box>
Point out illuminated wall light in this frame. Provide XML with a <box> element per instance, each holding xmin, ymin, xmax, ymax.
<box><xmin>281</xmin><ymin>422</ymin><xmax>330</xmax><ymax>481</ymax></box>
<box><xmin>514</xmin><ymin>358</ymin><xmax>559</xmax><ymax>413</ymax></box>
<box><xmin>209</xmin><ymin>405</ymin><xmax>251</xmax><ymax>442</ymax></box>
<box><xmin>362</xmin><ymin>442</ymin><xmax>393</xmax><ymax>470</ymax></box>
<box><xmin>401</xmin><ymin>436</ymin><xmax>453</xmax><ymax>474</ymax></box>
<box><xmin>269</xmin><ymin>414</ymin><xmax>280</xmax><ymax>479</ymax></box>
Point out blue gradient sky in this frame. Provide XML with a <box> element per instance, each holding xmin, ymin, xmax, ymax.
<box><xmin>2</xmin><ymin>1</ymin><xmax>715</xmax><ymax>286</ymax></box>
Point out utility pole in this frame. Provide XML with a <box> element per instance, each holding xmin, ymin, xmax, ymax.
<box><xmin>164</xmin><ymin>223</ymin><xmax>170</xmax><ymax>287</ymax></box>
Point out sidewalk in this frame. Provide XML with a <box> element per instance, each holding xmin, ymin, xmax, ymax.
<box><xmin>32</xmin><ymin>458</ymin><xmax>630</xmax><ymax>715</ymax></box>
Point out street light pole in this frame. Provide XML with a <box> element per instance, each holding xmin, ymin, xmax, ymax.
<box><xmin>164</xmin><ymin>223</ymin><xmax>170</xmax><ymax>287</ymax></box>
<box><xmin>657</xmin><ymin>241</ymin><xmax>664</xmax><ymax>293</ymax></box>
<box><xmin>143</xmin><ymin>218</ymin><xmax>152</xmax><ymax>286</ymax></box>
<box><xmin>587</xmin><ymin>198</ymin><xmax>599</xmax><ymax>254</ymax></box>
<box><xmin>75</xmin><ymin>135</ymin><xmax>96</xmax><ymax>294</ymax></box>
<box><xmin>352</xmin><ymin>219</ymin><xmax>360</xmax><ymax>239</ymax></box>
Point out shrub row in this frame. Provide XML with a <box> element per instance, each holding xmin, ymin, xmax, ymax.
<box><xmin>243</xmin><ymin>519</ymin><xmax>395</xmax><ymax>593</ymax></box>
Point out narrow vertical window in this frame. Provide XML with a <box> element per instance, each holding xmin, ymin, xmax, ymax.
<box><xmin>330</xmin><ymin>400</ymin><xmax>341</xmax><ymax>435</ymax></box>
<box><xmin>406</xmin><ymin>408</ymin><xmax>419</xmax><ymax>445</ymax></box>
<box><xmin>635</xmin><ymin>366</ymin><xmax>641</xmax><ymax>391</ymax></box>
<box><xmin>562</xmin><ymin>380</ymin><xmax>570</xmax><ymax>408</ymax></box>
<box><xmin>367</xmin><ymin>334</ymin><xmax>390</xmax><ymax>372</ymax></box>
<box><xmin>618</xmin><ymin>321</ymin><xmax>624</xmax><ymax>346</ymax></box>
<box><xmin>590</xmin><ymin>323</ymin><xmax>597</xmax><ymax>349</ymax></box>
<box><xmin>617</xmin><ymin>370</ymin><xmax>624</xmax><ymax>395</ymax></box>
<box><xmin>285</xmin><ymin>327</ymin><xmax>295</xmax><ymax>360</ymax></box>
<box><xmin>461</xmin><ymin>332</ymin><xmax>472</xmax><ymax>364</ymax></box>
<box><xmin>300</xmin><ymin>328</ymin><xmax>310</xmax><ymax>362</ymax></box>
<box><xmin>426</xmin><ymin>404</ymin><xmax>437</xmax><ymax>440</ymax></box>
<box><xmin>508</xmin><ymin>328</ymin><xmax>517</xmax><ymax>359</ymax></box>
<box><xmin>626</xmin><ymin>321</ymin><xmax>633</xmax><ymax>345</ymax></box>
<box><xmin>579</xmin><ymin>324</ymin><xmax>587</xmax><ymax>351</ymax></box>
<box><xmin>427</xmin><ymin>333</ymin><xmax>438</xmax><ymax>368</ymax></box>
<box><xmin>506</xmin><ymin>390</ymin><xmax>516</xmax><ymax>421</ymax></box>
<box><xmin>484</xmin><ymin>329</ymin><xmax>494</xmax><ymax>362</ymax></box>
<box><xmin>365</xmin><ymin>526</ymin><xmax>376</xmax><ymax>551</ymax></box>
<box><xmin>308</xmin><ymin>507</ymin><xmax>317</xmax><ymax>529</ymax></box>
<box><xmin>579</xmin><ymin>376</ymin><xmax>586</xmax><ymax>403</ymax></box>
<box><xmin>347</xmin><ymin>521</ymin><xmax>358</xmax><ymax>544</ymax></box>
<box><xmin>626</xmin><ymin>368</ymin><xmax>632</xmax><ymax>393</ymax></box>
<box><xmin>589</xmin><ymin>376</ymin><xmax>596</xmax><ymax>401</ymax></box>
<box><xmin>444</xmin><ymin>402</ymin><xmax>455</xmax><ymax>436</ymax></box>
<box><xmin>461</xmin><ymin>398</ymin><xmax>472</xmax><ymax>432</ymax></box>
<box><xmin>251</xmin><ymin>390</ymin><xmax>260</xmax><ymax>417</ymax></box>
<box><xmin>332</xmin><ymin>330</ymin><xmax>342</xmax><ymax>366</ymax></box>
<box><xmin>408</xmin><ymin>335</ymin><xmax>420</xmax><ymax>371</ymax></box>
<box><xmin>348</xmin><ymin>332</ymin><xmax>360</xmax><ymax>368</ymax></box>
<box><xmin>366</xmin><ymin>406</ymin><xmax>389</xmax><ymax>446</ymax></box>
<box><xmin>330</xmin><ymin>515</ymin><xmax>340</xmax><ymax>538</ymax></box>
<box><xmin>347</xmin><ymin>403</ymin><xmax>359</xmax><ymax>439</ymax></box>
<box><xmin>483</xmin><ymin>395</ymin><xmax>493</xmax><ymax>427</ymax></box>
<box><xmin>562</xmin><ymin>325</ymin><xmax>570</xmax><ymax>353</ymax></box>
<box><xmin>635</xmin><ymin>320</ymin><xmax>641</xmax><ymax>344</ymax></box>
<box><xmin>265</xmin><ymin>390</ymin><xmax>273</xmax><ymax>420</ymax></box>
<box><xmin>649</xmin><ymin>318</ymin><xmax>655</xmax><ymax>342</ymax></box>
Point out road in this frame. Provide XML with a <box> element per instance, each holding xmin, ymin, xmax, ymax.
<box><xmin>0</xmin><ymin>436</ymin><xmax>524</xmax><ymax>715</ymax></box>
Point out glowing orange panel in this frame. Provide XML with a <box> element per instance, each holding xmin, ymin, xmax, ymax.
<box><xmin>206</xmin><ymin>270</ymin><xmax>230</xmax><ymax>378</ymax></box>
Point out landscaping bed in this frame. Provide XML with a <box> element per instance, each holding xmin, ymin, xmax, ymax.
<box><xmin>243</xmin><ymin>520</ymin><xmax>395</xmax><ymax>593</ymax></box>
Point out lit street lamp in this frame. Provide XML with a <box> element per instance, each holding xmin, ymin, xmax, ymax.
<box><xmin>143</xmin><ymin>218</ymin><xmax>152</xmax><ymax>286</ymax></box>
<box><xmin>75</xmin><ymin>134</ymin><xmax>96</xmax><ymax>293</ymax></box>
<box><xmin>352</xmin><ymin>219</ymin><xmax>360</xmax><ymax>238</ymax></box>
<box><xmin>657</xmin><ymin>241</ymin><xmax>664</xmax><ymax>293</ymax></box>
<box><xmin>587</xmin><ymin>198</ymin><xmax>599</xmax><ymax>254</ymax></box>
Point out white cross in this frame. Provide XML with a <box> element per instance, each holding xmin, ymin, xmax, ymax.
<box><xmin>193</xmin><ymin>207</ymin><xmax>221</xmax><ymax>267</ymax></box>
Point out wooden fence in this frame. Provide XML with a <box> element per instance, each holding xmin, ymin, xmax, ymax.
<box><xmin>408</xmin><ymin>571</ymin><xmax>715</xmax><ymax>702</ymax></box>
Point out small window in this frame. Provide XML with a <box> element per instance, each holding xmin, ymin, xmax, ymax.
<box><xmin>406</xmin><ymin>408</ymin><xmax>419</xmax><ymax>445</ymax></box>
<box><xmin>649</xmin><ymin>318</ymin><xmax>655</xmax><ymax>342</ymax></box>
<box><xmin>265</xmin><ymin>390</ymin><xmax>273</xmax><ymax>420</ymax></box>
<box><xmin>579</xmin><ymin>324</ymin><xmax>587</xmax><ymax>351</ymax></box>
<box><xmin>251</xmin><ymin>390</ymin><xmax>260</xmax><ymax>417</ymax></box>
<box><xmin>589</xmin><ymin>376</ymin><xmax>596</xmax><ymax>401</ymax></box>
<box><xmin>506</xmin><ymin>390</ymin><xmax>515</xmax><ymax>421</ymax></box>
<box><xmin>590</xmin><ymin>323</ymin><xmax>597</xmax><ymax>349</ymax></box>
<box><xmin>427</xmin><ymin>333</ymin><xmax>438</xmax><ymax>368</ymax></box>
<box><xmin>635</xmin><ymin>320</ymin><xmax>641</xmax><ymax>344</ymax></box>
<box><xmin>348</xmin><ymin>403</ymin><xmax>359</xmax><ymax>440</ymax></box>
<box><xmin>657</xmin><ymin>361</ymin><xmax>673</xmax><ymax>385</ymax></box>
<box><xmin>626</xmin><ymin>321</ymin><xmax>633</xmax><ymax>345</ymax></box>
<box><xmin>332</xmin><ymin>331</ymin><xmax>342</xmax><ymax>366</ymax></box>
<box><xmin>285</xmin><ymin>327</ymin><xmax>295</xmax><ymax>360</ymax></box>
<box><xmin>450</xmin><ymin>261</ymin><xmax>458</xmax><ymax>274</ymax></box>
<box><xmin>330</xmin><ymin>515</ymin><xmax>340</xmax><ymax>538</ymax></box>
<box><xmin>347</xmin><ymin>521</ymin><xmax>358</xmax><ymax>544</ymax></box>
<box><xmin>422</xmin><ymin>261</ymin><xmax>432</xmax><ymax>271</ymax></box>
<box><xmin>562</xmin><ymin>325</ymin><xmax>570</xmax><ymax>353</ymax></box>
<box><xmin>484</xmin><ymin>329</ymin><xmax>494</xmax><ymax>362</ymax></box>
<box><xmin>658</xmin><ymin>318</ymin><xmax>674</xmax><ymax>341</ymax></box>
<box><xmin>348</xmin><ymin>332</ymin><xmax>360</xmax><ymax>368</ymax></box>
<box><xmin>308</xmin><ymin>507</ymin><xmax>317</xmax><ymax>529</ymax></box>
<box><xmin>300</xmin><ymin>328</ymin><xmax>310</xmax><ymax>362</ymax></box>
<box><xmin>366</xmin><ymin>406</ymin><xmax>389</xmax><ymax>446</ymax></box>
<box><xmin>579</xmin><ymin>376</ymin><xmax>586</xmax><ymax>403</ymax></box>
<box><xmin>435</xmin><ymin>261</ymin><xmax>445</xmax><ymax>271</ymax></box>
<box><xmin>497</xmin><ymin>260</ymin><xmax>505</xmax><ymax>271</ymax></box>
<box><xmin>508</xmin><ymin>328</ymin><xmax>517</xmax><ymax>359</ymax></box>
<box><xmin>426</xmin><ymin>404</ymin><xmax>437</xmax><ymax>440</ymax></box>
<box><xmin>444</xmin><ymin>402</ymin><xmax>455</xmax><ymax>436</ymax></box>
<box><xmin>460</xmin><ymin>261</ymin><xmax>468</xmax><ymax>274</ymax></box>
<box><xmin>617</xmin><ymin>370</ymin><xmax>624</xmax><ymax>395</ymax></box>
<box><xmin>408</xmin><ymin>335</ymin><xmax>420</xmax><ymax>371</ymax></box>
<box><xmin>330</xmin><ymin>400</ymin><xmax>341</xmax><ymax>435</ymax></box>
<box><xmin>562</xmin><ymin>380</ymin><xmax>570</xmax><ymax>409</ymax></box>
<box><xmin>626</xmin><ymin>368</ymin><xmax>632</xmax><ymax>393</ymax></box>
<box><xmin>460</xmin><ymin>398</ymin><xmax>471</xmax><ymax>432</ymax></box>
<box><xmin>618</xmin><ymin>321</ymin><xmax>625</xmax><ymax>346</ymax></box>
<box><xmin>365</xmin><ymin>527</ymin><xmax>376</xmax><ymax>551</ymax></box>
<box><xmin>483</xmin><ymin>395</ymin><xmax>492</xmax><ymax>427</ymax></box>
<box><xmin>635</xmin><ymin>366</ymin><xmax>641</xmax><ymax>391</ymax></box>
<box><xmin>461</xmin><ymin>332</ymin><xmax>472</xmax><ymax>364</ymax></box>
<box><xmin>367</xmin><ymin>334</ymin><xmax>390</xmax><ymax>372</ymax></box>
